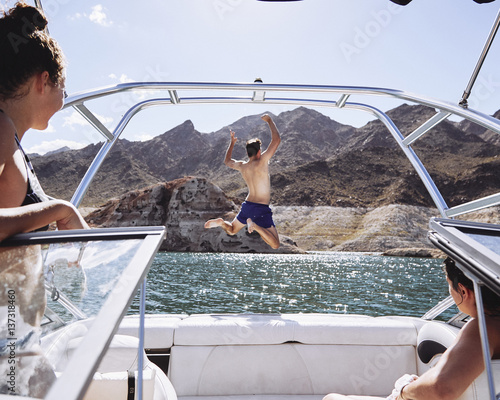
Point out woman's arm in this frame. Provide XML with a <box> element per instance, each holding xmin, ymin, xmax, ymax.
<box><xmin>0</xmin><ymin>200</ymin><xmax>89</xmax><ymax>242</ymax></box>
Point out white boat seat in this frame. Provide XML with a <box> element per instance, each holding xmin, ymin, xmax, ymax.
<box><xmin>117</xmin><ymin>314</ymin><xmax>184</xmax><ymax>349</ymax></box>
<box><xmin>43</xmin><ymin>326</ymin><xmax>177</xmax><ymax>400</ymax></box>
<box><xmin>168</xmin><ymin>314</ymin><xmax>418</xmax><ymax>398</ymax></box>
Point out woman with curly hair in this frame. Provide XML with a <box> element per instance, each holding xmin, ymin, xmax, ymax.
<box><xmin>0</xmin><ymin>1</ymin><xmax>87</xmax><ymax>233</ymax></box>
<box><xmin>0</xmin><ymin>3</ymin><xmax>87</xmax><ymax>397</ymax></box>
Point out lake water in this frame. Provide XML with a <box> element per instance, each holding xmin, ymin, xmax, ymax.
<box><xmin>130</xmin><ymin>252</ymin><xmax>456</xmax><ymax>320</ymax></box>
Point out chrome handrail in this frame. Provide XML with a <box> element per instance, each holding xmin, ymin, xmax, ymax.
<box><xmin>63</xmin><ymin>82</ymin><xmax>500</xmax><ymax>217</ymax></box>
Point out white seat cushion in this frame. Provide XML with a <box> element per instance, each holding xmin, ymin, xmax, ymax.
<box><xmin>55</xmin><ymin>334</ymin><xmax>149</xmax><ymax>373</ymax></box>
<box><xmin>118</xmin><ymin>314</ymin><xmax>184</xmax><ymax>349</ymax></box>
<box><xmin>169</xmin><ymin>343</ymin><xmax>416</xmax><ymax>397</ymax></box>
<box><xmin>174</xmin><ymin>314</ymin><xmax>417</xmax><ymax>346</ymax></box>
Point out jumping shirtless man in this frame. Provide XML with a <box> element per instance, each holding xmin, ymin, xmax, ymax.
<box><xmin>204</xmin><ymin>114</ymin><xmax>281</xmax><ymax>249</ymax></box>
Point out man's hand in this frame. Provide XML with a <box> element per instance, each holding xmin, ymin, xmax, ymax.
<box><xmin>261</xmin><ymin>114</ymin><xmax>272</xmax><ymax>123</ymax></box>
<box><xmin>230</xmin><ymin>129</ymin><xmax>237</xmax><ymax>144</ymax></box>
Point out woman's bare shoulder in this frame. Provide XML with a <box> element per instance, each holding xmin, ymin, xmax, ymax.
<box><xmin>0</xmin><ymin>113</ymin><xmax>17</xmax><ymax>165</ymax></box>
<box><xmin>0</xmin><ymin>113</ymin><xmax>16</xmax><ymax>143</ymax></box>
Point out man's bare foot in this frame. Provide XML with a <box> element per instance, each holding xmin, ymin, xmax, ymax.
<box><xmin>205</xmin><ymin>218</ymin><xmax>224</xmax><ymax>229</ymax></box>
<box><xmin>247</xmin><ymin>218</ymin><xmax>256</xmax><ymax>233</ymax></box>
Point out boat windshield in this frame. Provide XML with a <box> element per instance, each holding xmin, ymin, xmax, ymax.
<box><xmin>0</xmin><ymin>227</ymin><xmax>165</xmax><ymax>399</ymax></box>
<box><xmin>429</xmin><ymin>218</ymin><xmax>500</xmax><ymax>297</ymax></box>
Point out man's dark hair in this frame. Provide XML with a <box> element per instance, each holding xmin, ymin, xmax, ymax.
<box><xmin>443</xmin><ymin>257</ymin><xmax>500</xmax><ymax>316</ymax></box>
<box><xmin>246</xmin><ymin>138</ymin><xmax>261</xmax><ymax>158</ymax></box>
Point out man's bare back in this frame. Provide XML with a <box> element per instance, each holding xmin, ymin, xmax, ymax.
<box><xmin>239</xmin><ymin>154</ymin><xmax>271</xmax><ymax>205</ymax></box>
<box><xmin>204</xmin><ymin>114</ymin><xmax>281</xmax><ymax>249</ymax></box>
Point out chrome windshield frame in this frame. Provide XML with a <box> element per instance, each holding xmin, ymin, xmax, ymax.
<box><xmin>63</xmin><ymin>82</ymin><xmax>500</xmax><ymax>219</ymax></box>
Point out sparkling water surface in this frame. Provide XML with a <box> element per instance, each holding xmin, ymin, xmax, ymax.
<box><xmin>130</xmin><ymin>252</ymin><xmax>455</xmax><ymax>319</ymax></box>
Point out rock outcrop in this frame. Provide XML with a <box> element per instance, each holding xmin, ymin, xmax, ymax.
<box><xmin>86</xmin><ymin>177</ymin><xmax>303</xmax><ymax>254</ymax></box>
<box><xmin>273</xmin><ymin>204</ymin><xmax>439</xmax><ymax>252</ymax></box>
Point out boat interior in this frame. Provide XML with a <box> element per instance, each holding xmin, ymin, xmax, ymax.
<box><xmin>1</xmin><ymin>2</ymin><xmax>500</xmax><ymax>400</ymax></box>
<box><xmin>0</xmin><ymin>78</ymin><xmax>498</xmax><ymax>399</ymax></box>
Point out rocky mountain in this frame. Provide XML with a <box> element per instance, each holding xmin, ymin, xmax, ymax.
<box><xmin>458</xmin><ymin>109</ymin><xmax>500</xmax><ymax>146</ymax></box>
<box><xmin>31</xmin><ymin>104</ymin><xmax>500</xmax><ymax>213</ymax></box>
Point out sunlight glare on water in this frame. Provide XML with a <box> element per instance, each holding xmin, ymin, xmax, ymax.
<box><xmin>130</xmin><ymin>252</ymin><xmax>454</xmax><ymax>319</ymax></box>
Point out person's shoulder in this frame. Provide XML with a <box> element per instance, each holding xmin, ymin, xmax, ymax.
<box><xmin>0</xmin><ymin>113</ymin><xmax>16</xmax><ymax>151</ymax></box>
<box><xmin>0</xmin><ymin>112</ymin><xmax>15</xmax><ymax>133</ymax></box>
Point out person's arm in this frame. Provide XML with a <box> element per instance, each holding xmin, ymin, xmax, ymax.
<box><xmin>224</xmin><ymin>129</ymin><xmax>244</xmax><ymax>170</ymax></box>
<box><xmin>260</xmin><ymin>114</ymin><xmax>281</xmax><ymax>162</ymax></box>
<box><xmin>0</xmin><ymin>200</ymin><xmax>89</xmax><ymax>242</ymax></box>
<box><xmin>399</xmin><ymin>319</ymin><xmax>489</xmax><ymax>400</ymax></box>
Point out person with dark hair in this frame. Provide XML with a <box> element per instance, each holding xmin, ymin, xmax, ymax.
<box><xmin>205</xmin><ymin>114</ymin><xmax>281</xmax><ymax>249</ymax></box>
<box><xmin>323</xmin><ymin>257</ymin><xmax>500</xmax><ymax>400</ymax></box>
<box><xmin>0</xmin><ymin>1</ymin><xmax>87</xmax><ymax>229</ymax></box>
<box><xmin>0</xmin><ymin>3</ymin><xmax>88</xmax><ymax>397</ymax></box>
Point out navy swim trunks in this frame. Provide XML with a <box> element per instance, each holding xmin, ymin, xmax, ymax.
<box><xmin>236</xmin><ymin>201</ymin><xmax>275</xmax><ymax>229</ymax></box>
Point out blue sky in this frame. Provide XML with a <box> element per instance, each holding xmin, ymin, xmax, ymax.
<box><xmin>6</xmin><ymin>0</ymin><xmax>500</xmax><ymax>154</ymax></box>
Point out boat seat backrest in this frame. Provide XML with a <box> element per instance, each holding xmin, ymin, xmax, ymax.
<box><xmin>167</xmin><ymin>314</ymin><xmax>418</xmax><ymax>397</ymax></box>
<box><xmin>82</xmin><ymin>335</ymin><xmax>177</xmax><ymax>400</ymax></box>
<box><xmin>116</xmin><ymin>314</ymin><xmax>183</xmax><ymax>349</ymax></box>
<box><xmin>41</xmin><ymin>321</ymin><xmax>89</xmax><ymax>371</ymax></box>
<box><xmin>417</xmin><ymin>320</ymin><xmax>500</xmax><ymax>400</ymax></box>
<box><xmin>44</xmin><ymin>327</ymin><xmax>177</xmax><ymax>400</ymax></box>
<box><xmin>416</xmin><ymin>320</ymin><xmax>460</xmax><ymax>374</ymax></box>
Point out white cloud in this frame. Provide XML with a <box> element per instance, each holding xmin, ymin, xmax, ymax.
<box><xmin>133</xmin><ymin>133</ymin><xmax>154</xmax><ymax>142</ymax></box>
<box><xmin>109</xmin><ymin>73</ymin><xmax>133</xmax><ymax>84</ymax></box>
<box><xmin>63</xmin><ymin>110</ymin><xmax>88</xmax><ymax>128</ymax></box>
<box><xmin>63</xmin><ymin>110</ymin><xmax>114</xmax><ymax>129</ymax></box>
<box><xmin>27</xmin><ymin>140</ymin><xmax>87</xmax><ymax>155</ymax></box>
<box><xmin>68</xmin><ymin>5</ymin><xmax>113</xmax><ymax>27</ymax></box>
<box><xmin>89</xmin><ymin>5</ymin><xmax>113</xmax><ymax>27</ymax></box>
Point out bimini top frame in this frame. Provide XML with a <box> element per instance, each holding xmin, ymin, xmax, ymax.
<box><xmin>64</xmin><ymin>81</ymin><xmax>500</xmax><ymax>217</ymax></box>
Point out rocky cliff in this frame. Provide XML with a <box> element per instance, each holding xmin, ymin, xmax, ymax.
<box><xmin>86</xmin><ymin>177</ymin><xmax>302</xmax><ymax>254</ymax></box>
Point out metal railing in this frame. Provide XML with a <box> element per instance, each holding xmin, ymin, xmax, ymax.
<box><xmin>63</xmin><ymin>82</ymin><xmax>500</xmax><ymax>217</ymax></box>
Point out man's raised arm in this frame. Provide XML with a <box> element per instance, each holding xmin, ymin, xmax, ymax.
<box><xmin>224</xmin><ymin>130</ymin><xmax>243</xmax><ymax>170</ymax></box>
<box><xmin>261</xmin><ymin>114</ymin><xmax>281</xmax><ymax>161</ymax></box>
